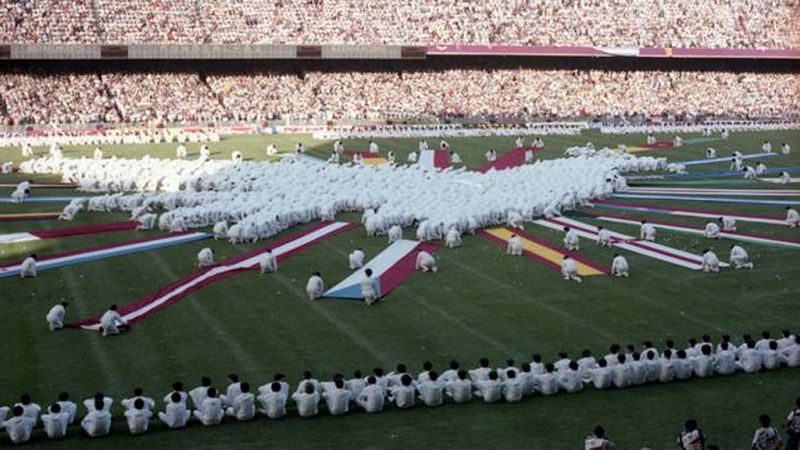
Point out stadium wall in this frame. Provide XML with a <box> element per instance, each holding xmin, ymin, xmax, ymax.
<box><xmin>1</xmin><ymin>44</ymin><xmax>799</xmax><ymax>62</ymax></box>
<box><xmin>2</xmin><ymin>54</ymin><xmax>799</xmax><ymax>74</ymax></box>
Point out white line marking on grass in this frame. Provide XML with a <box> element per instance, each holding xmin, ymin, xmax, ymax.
<box><xmin>149</xmin><ymin>253</ymin><xmax>264</xmax><ymax>375</ymax></box>
<box><xmin>398</xmin><ymin>285</ymin><xmax>519</xmax><ymax>358</ymax></box>
<box><xmin>446</xmin><ymin>255</ymin><xmax>617</xmax><ymax>342</ymax></box>
<box><xmin>60</xmin><ymin>268</ymin><xmax>120</xmax><ymax>389</ymax></box>
<box><xmin>270</xmin><ymin>273</ymin><xmax>393</xmax><ymax>365</ymax></box>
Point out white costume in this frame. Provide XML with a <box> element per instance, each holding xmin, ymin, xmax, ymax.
<box><xmin>124</xmin><ymin>408</ymin><xmax>152</xmax><ymax>434</ymax></box>
<box><xmin>561</xmin><ymin>257</ymin><xmax>582</xmax><ymax>283</ymax></box>
<box><xmin>4</xmin><ymin>415</ymin><xmax>35</xmax><ymax>443</ymax></box>
<box><xmin>702</xmin><ymin>250</ymin><xmax>720</xmax><ymax>273</ymax></box>
<box><xmin>445</xmin><ymin>378</ymin><xmax>472</xmax><ymax>404</ymax></box>
<box><xmin>787</xmin><ymin>208</ymin><xmax>800</xmax><ymax>228</ymax></box>
<box><xmin>703</xmin><ymin>222</ymin><xmax>721</xmax><ymax>239</ymax></box>
<box><xmin>81</xmin><ymin>410</ymin><xmax>111</xmax><ymax>437</ymax></box>
<box><xmin>322</xmin><ymin>387</ymin><xmax>351</xmax><ymax>416</ymax></box>
<box><xmin>387</xmin><ymin>225</ymin><xmax>402</xmax><ymax>243</ymax></box>
<box><xmin>197</xmin><ymin>248</ymin><xmax>214</xmax><ymax>267</ymax></box>
<box><xmin>445</xmin><ymin>228</ymin><xmax>461</xmax><ymax>248</ymax></box>
<box><xmin>225</xmin><ymin>392</ymin><xmax>256</xmax><ymax>421</ymax></box>
<box><xmin>349</xmin><ymin>249</ymin><xmax>365</xmax><ymax>269</ymax></box>
<box><xmin>159</xmin><ymin>401</ymin><xmax>190</xmax><ymax>429</ymax></box>
<box><xmin>259</xmin><ymin>251</ymin><xmax>278</xmax><ymax>273</ymax></box>
<box><xmin>721</xmin><ymin>217</ymin><xmax>737</xmax><ymax>232</ymax></box>
<box><xmin>507</xmin><ymin>210</ymin><xmax>524</xmax><ymax>229</ymax></box>
<box><xmin>193</xmin><ymin>397</ymin><xmax>224</xmax><ymax>426</ymax></box>
<box><xmin>611</xmin><ymin>255</ymin><xmax>629</xmax><ymax>277</ymax></box>
<box><xmin>355</xmin><ymin>384</ymin><xmax>384</xmax><ymax>413</ymax></box>
<box><xmin>213</xmin><ymin>221</ymin><xmax>228</xmax><ymax>240</ymax></box>
<box><xmin>99</xmin><ymin>308</ymin><xmax>127</xmax><ymax>336</ymax></box>
<box><xmin>46</xmin><ymin>303</ymin><xmax>67</xmax><ymax>330</ymax></box>
<box><xmin>361</xmin><ymin>273</ymin><xmax>379</xmax><ymax>305</ymax></box>
<box><xmin>11</xmin><ymin>183</ymin><xmax>29</xmax><ymax>203</ymax></box>
<box><xmin>474</xmin><ymin>378</ymin><xmax>502</xmax><ymax>403</ymax></box>
<box><xmin>563</xmin><ymin>228</ymin><xmax>580</xmax><ymax>251</ymax></box>
<box><xmin>306</xmin><ymin>274</ymin><xmax>324</xmax><ymax>300</ymax></box>
<box><xmin>415</xmin><ymin>251</ymin><xmax>438</xmax><ymax>273</ymax></box>
<box><xmin>20</xmin><ymin>257</ymin><xmax>37</xmax><ymax>278</ymax></box>
<box><xmin>597</xmin><ymin>228</ymin><xmax>612</xmax><ymax>246</ymax></box>
<box><xmin>640</xmin><ymin>223</ymin><xmax>656</xmax><ymax>241</ymax></box>
<box><xmin>257</xmin><ymin>389</ymin><xmax>287</xmax><ymax>419</ymax></box>
<box><xmin>42</xmin><ymin>409</ymin><xmax>70</xmax><ymax>440</ymax></box>
<box><xmin>507</xmin><ymin>235</ymin><xmax>523</xmax><ymax>256</ymax></box>
<box><xmin>729</xmin><ymin>245</ymin><xmax>754</xmax><ymax>269</ymax></box>
<box><xmin>137</xmin><ymin>214</ymin><xmax>157</xmax><ymax>230</ymax></box>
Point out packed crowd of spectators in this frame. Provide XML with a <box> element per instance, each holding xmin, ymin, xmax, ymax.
<box><xmin>102</xmin><ymin>73</ymin><xmax>228</xmax><ymax>124</ymax></box>
<box><xmin>1</xmin><ymin>0</ymin><xmax>798</xmax><ymax>48</ymax></box>
<box><xmin>0</xmin><ymin>72</ymin><xmax>120</xmax><ymax>125</ymax></box>
<box><xmin>1</xmin><ymin>69</ymin><xmax>796</xmax><ymax>126</ymax></box>
<box><xmin>1</xmin><ymin>0</ymin><xmax>98</xmax><ymax>43</ymax></box>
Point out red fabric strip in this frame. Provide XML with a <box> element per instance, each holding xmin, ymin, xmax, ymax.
<box><xmin>378</xmin><ymin>242</ymin><xmax>440</xmax><ymax>296</ymax></box>
<box><xmin>31</xmin><ymin>221</ymin><xmax>139</xmax><ymax>239</ymax></box>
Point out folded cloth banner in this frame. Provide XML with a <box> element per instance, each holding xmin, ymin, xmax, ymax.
<box><xmin>433</xmin><ymin>149</ymin><xmax>451</xmax><ymax>169</ymax></box>
<box><xmin>72</xmin><ymin>221</ymin><xmax>357</xmax><ymax>330</ymax></box>
<box><xmin>478</xmin><ymin>227</ymin><xmax>606</xmax><ymax>276</ymax></box>
<box><xmin>534</xmin><ymin>217</ymin><xmax>724</xmax><ymax>270</ymax></box>
<box><xmin>344</xmin><ymin>150</ymin><xmax>384</xmax><ymax>159</ymax></box>
<box><xmin>625</xmin><ymin>187</ymin><xmax>800</xmax><ymax>197</ymax></box>
<box><xmin>0</xmin><ymin>232</ymin><xmax>211</xmax><ymax>279</ymax></box>
<box><xmin>590</xmin><ymin>200</ymin><xmax>788</xmax><ymax>226</ymax></box>
<box><xmin>418</xmin><ymin>149</ymin><xmax>451</xmax><ymax>170</ymax></box>
<box><xmin>659</xmin><ymin>166</ymin><xmax>800</xmax><ymax>180</ymax></box>
<box><xmin>324</xmin><ymin>239</ymin><xmax>440</xmax><ymax>300</ymax></box>
<box><xmin>0</xmin><ymin>196</ymin><xmax>86</xmax><ymax>204</ymax></box>
<box><xmin>478</xmin><ymin>146</ymin><xmax>541</xmax><ymax>173</ymax></box>
<box><xmin>762</xmin><ymin>177</ymin><xmax>800</xmax><ymax>184</ymax></box>
<box><xmin>612</xmin><ymin>193</ymin><xmax>800</xmax><ymax>206</ymax></box>
<box><xmin>594</xmin><ymin>214</ymin><xmax>800</xmax><ymax>249</ymax></box>
<box><xmin>626</xmin><ymin>141</ymin><xmax>674</xmax><ymax>153</ymax></box>
<box><xmin>676</xmin><ymin>152</ymin><xmax>776</xmax><ymax>167</ymax></box>
<box><xmin>629</xmin><ymin>179</ymin><xmax>759</xmax><ymax>187</ymax></box>
<box><xmin>0</xmin><ymin>221</ymin><xmax>140</xmax><ymax>245</ymax></box>
<box><xmin>0</xmin><ymin>212</ymin><xmax>60</xmax><ymax>222</ymax></box>
<box><xmin>0</xmin><ymin>232</ymin><xmax>39</xmax><ymax>244</ymax></box>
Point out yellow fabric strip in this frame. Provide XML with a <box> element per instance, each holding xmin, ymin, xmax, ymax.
<box><xmin>485</xmin><ymin>227</ymin><xmax>605</xmax><ymax>276</ymax></box>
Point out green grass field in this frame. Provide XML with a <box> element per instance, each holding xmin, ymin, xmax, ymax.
<box><xmin>1</xmin><ymin>129</ymin><xmax>799</xmax><ymax>449</ymax></box>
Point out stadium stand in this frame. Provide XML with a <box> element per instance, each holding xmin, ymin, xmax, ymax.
<box><xmin>1</xmin><ymin>0</ymin><xmax>798</xmax><ymax>48</ymax></box>
<box><xmin>0</xmin><ymin>69</ymin><xmax>798</xmax><ymax>125</ymax></box>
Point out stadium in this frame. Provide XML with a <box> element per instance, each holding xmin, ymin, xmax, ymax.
<box><xmin>1</xmin><ymin>1</ymin><xmax>799</xmax><ymax>449</ymax></box>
